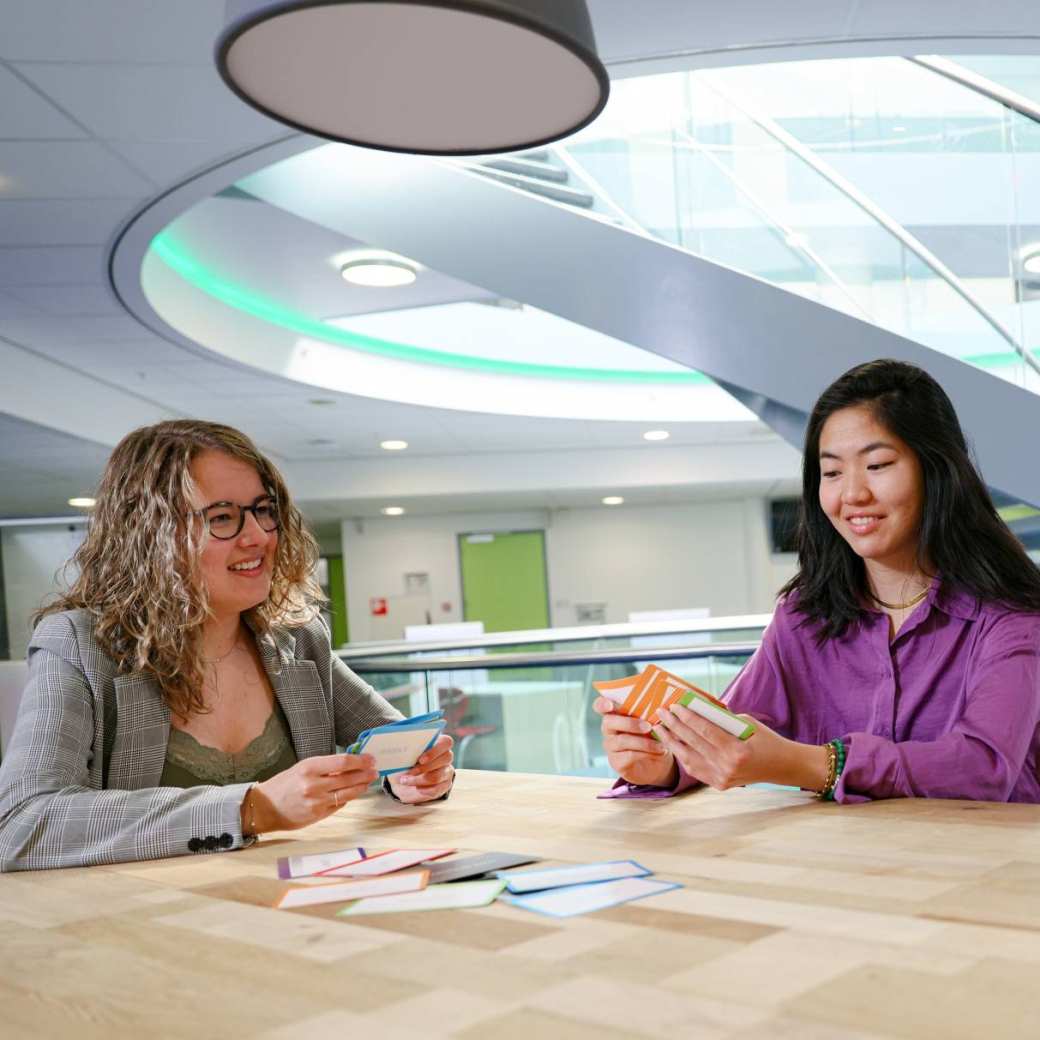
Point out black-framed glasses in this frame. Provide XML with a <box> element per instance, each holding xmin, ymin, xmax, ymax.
<box><xmin>196</xmin><ymin>496</ymin><xmax>280</xmax><ymax>540</ymax></box>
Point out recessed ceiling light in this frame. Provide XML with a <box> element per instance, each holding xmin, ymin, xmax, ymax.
<box><xmin>1023</xmin><ymin>250</ymin><xmax>1040</xmax><ymax>277</ymax></box>
<box><xmin>380</xmin><ymin>439</ymin><xmax>409</xmax><ymax>451</ymax></box>
<box><xmin>381</xmin><ymin>506</ymin><xmax>406</xmax><ymax>516</ymax></box>
<box><xmin>340</xmin><ymin>253</ymin><xmax>418</xmax><ymax>288</ymax></box>
<box><xmin>68</xmin><ymin>497</ymin><xmax>96</xmax><ymax>508</ymax></box>
<box><xmin>307</xmin><ymin>438</ymin><xmax>335</xmax><ymax>446</ymax></box>
<box><xmin>643</xmin><ymin>430</ymin><xmax>669</xmax><ymax>442</ymax></box>
<box><xmin>602</xmin><ymin>496</ymin><xmax>624</xmax><ymax>506</ymax></box>
<box><xmin>308</xmin><ymin>397</ymin><xmax>336</xmax><ymax>406</ymax></box>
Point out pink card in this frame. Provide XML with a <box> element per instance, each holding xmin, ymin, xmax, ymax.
<box><xmin>319</xmin><ymin>848</ymin><xmax>455</xmax><ymax>877</ymax></box>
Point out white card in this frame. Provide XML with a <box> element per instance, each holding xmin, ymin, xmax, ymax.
<box><xmin>337</xmin><ymin>879</ymin><xmax>506</xmax><ymax>917</ymax></box>
<box><xmin>500</xmin><ymin>859</ymin><xmax>649</xmax><ymax>894</ymax></box>
<box><xmin>276</xmin><ymin>847</ymin><xmax>367</xmax><ymax>879</ymax></box>
<box><xmin>321</xmin><ymin>848</ymin><xmax>455</xmax><ymax>877</ymax></box>
<box><xmin>686</xmin><ymin>695</ymin><xmax>751</xmax><ymax>738</ymax></box>
<box><xmin>360</xmin><ymin>726</ymin><xmax>441</xmax><ymax>774</ymax></box>
<box><xmin>503</xmin><ymin>877</ymin><xmax>680</xmax><ymax>918</ymax></box>
<box><xmin>276</xmin><ymin>870</ymin><xmax>428</xmax><ymax>909</ymax></box>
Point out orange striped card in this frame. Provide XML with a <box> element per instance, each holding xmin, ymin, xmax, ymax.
<box><xmin>594</xmin><ymin>665</ymin><xmax>725</xmax><ymax>726</ymax></box>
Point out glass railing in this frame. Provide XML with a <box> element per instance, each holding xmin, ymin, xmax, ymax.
<box><xmin>551</xmin><ymin>57</ymin><xmax>1040</xmax><ymax>392</ymax></box>
<box><xmin>342</xmin><ymin>616</ymin><xmax>765</xmax><ymax>777</ymax></box>
<box><xmin>463</xmin><ymin>57</ymin><xmax>1040</xmax><ymax>394</ymax></box>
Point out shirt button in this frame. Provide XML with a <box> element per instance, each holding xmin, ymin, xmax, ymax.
<box><xmin>203</xmin><ymin>835</ymin><xmax>219</xmax><ymax>851</ymax></box>
<box><xmin>219</xmin><ymin>833</ymin><xmax>233</xmax><ymax>849</ymax></box>
<box><xmin>187</xmin><ymin>838</ymin><xmax>203</xmax><ymax>853</ymax></box>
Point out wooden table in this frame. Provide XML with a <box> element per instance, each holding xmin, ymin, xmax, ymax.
<box><xmin>3</xmin><ymin>770</ymin><xmax>1040</xmax><ymax>1039</ymax></box>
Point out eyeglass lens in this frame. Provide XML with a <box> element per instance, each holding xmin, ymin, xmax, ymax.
<box><xmin>205</xmin><ymin>498</ymin><xmax>279</xmax><ymax>539</ymax></box>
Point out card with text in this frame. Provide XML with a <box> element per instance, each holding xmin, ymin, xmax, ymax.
<box><xmin>276</xmin><ymin>870</ymin><xmax>428</xmax><ymax>909</ymax></box>
<box><xmin>498</xmin><ymin>859</ymin><xmax>650</xmax><ymax>894</ymax></box>
<box><xmin>276</xmin><ymin>847</ymin><xmax>368</xmax><ymax>880</ymax></box>
<box><xmin>336</xmin><ymin>879</ymin><xmax>506</xmax><ymax>917</ymax></box>
<box><xmin>502</xmin><ymin>876</ymin><xmax>681</xmax><ymax>918</ymax></box>
<box><xmin>319</xmin><ymin>848</ymin><xmax>455</xmax><ymax>877</ymax></box>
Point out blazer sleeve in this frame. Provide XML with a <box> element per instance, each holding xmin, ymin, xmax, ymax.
<box><xmin>0</xmin><ymin>616</ymin><xmax>252</xmax><ymax>873</ymax></box>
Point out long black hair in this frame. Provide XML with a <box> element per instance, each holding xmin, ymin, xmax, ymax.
<box><xmin>781</xmin><ymin>359</ymin><xmax>1040</xmax><ymax>638</ymax></box>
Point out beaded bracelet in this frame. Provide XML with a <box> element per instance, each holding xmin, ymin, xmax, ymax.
<box><xmin>820</xmin><ymin>738</ymin><xmax>847</xmax><ymax>801</ymax></box>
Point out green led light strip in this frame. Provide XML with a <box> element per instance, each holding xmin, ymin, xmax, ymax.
<box><xmin>150</xmin><ymin>234</ymin><xmax>709</xmax><ymax>384</ymax></box>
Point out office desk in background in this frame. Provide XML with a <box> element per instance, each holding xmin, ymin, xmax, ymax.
<box><xmin>2</xmin><ymin>769</ymin><xmax>1039</xmax><ymax>1038</ymax></box>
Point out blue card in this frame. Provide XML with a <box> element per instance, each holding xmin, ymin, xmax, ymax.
<box><xmin>502</xmin><ymin>876</ymin><xmax>682</xmax><ymax>918</ymax></box>
<box><xmin>347</xmin><ymin>711</ymin><xmax>446</xmax><ymax>776</ymax></box>
<box><xmin>498</xmin><ymin>859</ymin><xmax>651</xmax><ymax>894</ymax></box>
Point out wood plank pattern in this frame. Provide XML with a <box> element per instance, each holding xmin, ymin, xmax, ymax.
<box><xmin>2</xmin><ymin>769</ymin><xmax>1040</xmax><ymax>1038</ymax></box>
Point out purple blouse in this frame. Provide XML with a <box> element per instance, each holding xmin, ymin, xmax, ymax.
<box><xmin>607</xmin><ymin>583</ymin><xmax>1040</xmax><ymax>803</ymax></box>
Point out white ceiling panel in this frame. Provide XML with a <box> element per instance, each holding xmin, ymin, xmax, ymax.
<box><xmin>105</xmin><ymin>140</ymin><xmax>261</xmax><ymax>186</ymax></box>
<box><xmin>849</xmin><ymin>1</ymin><xmax>1040</xmax><ymax>36</ymax></box>
<box><xmin>0</xmin><ymin>199</ymin><xmax>141</xmax><ymax>246</ymax></box>
<box><xmin>0</xmin><ymin>315</ymin><xmax>150</xmax><ymax>347</ymax></box>
<box><xmin>0</xmin><ymin>63</ymin><xmax>85</xmax><ymax>138</ymax></box>
<box><xmin>0</xmin><ymin>290</ymin><xmax>44</xmax><ymax>319</ymax></box>
<box><xmin>0</xmin><ymin>246</ymin><xmax>104</xmax><ymax>285</ymax></box>
<box><xmin>0</xmin><ymin>141</ymin><xmax>154</xmax><ymax>197</ymax></box>
<box><xmin>0</xmin><ymin>1</ymin><xmax>224</xmax><ymax>63</ymax></box>
<box><xmin>14</xmin><ymin>63</ymin><xmax>285</xmax><ymax>142</ymax></box>
<box><xmin>4</xmin><ymin>284</ymin><xmax>123</xmax><ymax>317</ymax></box>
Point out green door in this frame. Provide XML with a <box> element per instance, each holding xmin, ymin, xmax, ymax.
<box><xmin>458</xmin><ymin>530</ymin><xmax>550</xmax><ymax>633</ymax></box>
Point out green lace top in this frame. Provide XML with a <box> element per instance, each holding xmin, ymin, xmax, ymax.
<box><xmin>160</xmin><ymin>699</ymin><xmax>298</xmax><ymax>789</ymax></box>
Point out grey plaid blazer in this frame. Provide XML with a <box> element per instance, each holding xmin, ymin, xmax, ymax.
<box><xmin>0</xmin><ymin>609</ymin><xmax>401</xmax><ymax>872</ymax></box>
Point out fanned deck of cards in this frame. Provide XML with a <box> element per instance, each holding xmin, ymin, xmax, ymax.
<box><xmin>346</xmin><ymin>709</ymin><xmax>446</xmax><ymax>776</ymax></box>
<box><xmin>594</xmin><ymin>665</ymin><xmax>756</xmax><ymax>740</ymax></box>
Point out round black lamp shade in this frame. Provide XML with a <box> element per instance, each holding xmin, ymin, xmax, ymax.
<box><xmin>216</xmin><ymin>0</ymin><xmax>610</xmax><ymax>155</ymax></box>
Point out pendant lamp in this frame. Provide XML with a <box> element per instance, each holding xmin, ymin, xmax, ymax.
<box><xmin>216</xmin><ymin>0</ymin><xmax>610</xmax><ymax>155</ymax></box>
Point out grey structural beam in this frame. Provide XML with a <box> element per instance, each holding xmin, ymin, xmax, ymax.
<box><xmin>239</xmin><ymin>145</ymin><xmax>1039</xmax><ymax>503</ymax></box>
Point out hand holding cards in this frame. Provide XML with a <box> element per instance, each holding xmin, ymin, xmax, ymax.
<box><xmin>347</xmin><ymin>710</ymin><xmax>447</xmax><ymax>776</ymax></box>
<box><xmin>594</xmin><ymin>665</ymin><xmax>755</xmax><ymax>740</ymax></box>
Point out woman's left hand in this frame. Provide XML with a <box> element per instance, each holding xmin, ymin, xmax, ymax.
<box><xmin>386</xmin><ymin>734</ymin><xmax>455</xmax><ymax>803</ymax></box>
<box><xmin>654</xmin><ymin>703</ymin><xmax>816</xmax><ymax>791</ymax></box>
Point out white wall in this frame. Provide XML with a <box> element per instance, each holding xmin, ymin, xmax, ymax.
<box><xmin>341</xmin><ymin>498</ymin><xmax>797</xmax><ymax>642</ymax></box>
<box><xmin>341</xmin><ymin>511</ymin><xmax>548</xmax><ymax>642</ymax></box>
<box><xmin>1</xmin><ymin>525</ymin><xmax>84</xmax><ymax>659</ymax></box>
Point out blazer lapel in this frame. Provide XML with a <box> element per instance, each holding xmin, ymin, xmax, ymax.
<box><xmin>109</xmin><ymin>672</ymin><xmax>171</xmax><ymax>790</ymax></box>
<box><xmin>255</xmin><ymin>629</ymin><xmax>333</xmax><ymax>760</ymax></box>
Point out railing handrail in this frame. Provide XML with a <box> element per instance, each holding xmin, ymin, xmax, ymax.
<box><xmin>343</xmin><ymin>640</ymin><xmax>760</xmax><ymax>673</ymax></box>
<box><xmin>337</xmin><ymin>613</ymin><xmax>772</xmax><ymax>659</ymax></box>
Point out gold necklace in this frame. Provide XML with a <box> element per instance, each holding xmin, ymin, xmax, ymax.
<box><xmin>870</xmin><ymin>587</ymin><xmax>929</xmax><ymax>611</ymax></box>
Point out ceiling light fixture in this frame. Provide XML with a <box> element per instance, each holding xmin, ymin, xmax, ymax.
<box><xmin>381</xmin><ymin>506</ymin><xmax>406</xmax><ymax>516</ymax></box>
<box><xmin>1022</xmin><ymin>249</ymin><xmax>1040</xmax><ymax>277</ymax></box>
<box><xmin>215</xmin><ymin>0</ymin><xmax>609</xmax><ymax>155</ymax></box>
<box><xmin>380</xmin><ymin>439</ymin><xmax>409</xmax><ymax>451</ymax></box>
<box><xmin>68</xmin><ymin>497</ymin><xmax>96</xmax><ymax>508</ymax></box>
<box><xmin>643</xmin><ymin>430</ymin><xmax>669</xmax><ymax>442</ymax></box>
<box><xmin>340</xmin><ymin>254</ymin><xmax>418</xmax><ymax>288</ymax></box>
<box><xmin>602</xmin><ymin>496</ymin><xmax>624</xmax><ymax>506</ymax></box>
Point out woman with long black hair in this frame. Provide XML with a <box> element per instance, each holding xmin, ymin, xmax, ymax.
<box><xmin>596</xmin><ymin>359</ymin><xmax>1040</xmax><ymax>802</ymax></box>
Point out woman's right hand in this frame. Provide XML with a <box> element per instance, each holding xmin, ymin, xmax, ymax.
<box><xmin>246</xmin><ymin>753</ymin><xmax>379</xmax><ymax>833</ymax></box>
<box><xmin>593</xmin><ymin>697</ymin><xmax>679</xmax><ymax>788</ymax></box>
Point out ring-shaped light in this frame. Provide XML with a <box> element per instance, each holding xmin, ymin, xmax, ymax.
<box><xmin>216</xmin><ymin>0</ymin><xmax>610</xmax><ymax>155</ymax></box>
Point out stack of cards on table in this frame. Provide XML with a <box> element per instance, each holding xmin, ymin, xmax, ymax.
<box><xmin>594</xmin><ymin>664</ymin><xmax>756</xmax><ymax>740</ymax></box>
<box><xmin>497</xmin><ymin>860</ymin><xmax>681</xmax><ymax>918</ymax></box>
<box><xmin>346</xmin><ymin>709</ymin><xmax>446</xmax><ymax>776</ymax></box>
<box><xmin>274</xmin><ymin>847</ymin><xmax>540</xmax><ymax>915</ymax></box>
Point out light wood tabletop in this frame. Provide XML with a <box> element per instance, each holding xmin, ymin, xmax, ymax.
<box><xmin>2</xmin><ymin>768</ymin><xmax>1040</xmax><ymax>1039</ymax></box>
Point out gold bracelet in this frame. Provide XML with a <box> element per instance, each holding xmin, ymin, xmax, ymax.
<box><xmin>246</xmin><ymin>784</ymin><xmax>260</xmax><ymax>837</ymax></box>
<box><xmin>818</xmin><ymin>742</ymin><xmax>838</xmax><ymax>799</ymax></box>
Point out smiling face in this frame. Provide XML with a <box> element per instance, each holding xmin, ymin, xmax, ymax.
<box><xmin>817</xmin><ymin>404</ymin><xmax>925</xmax><ymax>573</ymax></box>
<box><xmin>190</xmin><ymin>449</ymin><xmax>278</xmax><ymax>622</ymax></box>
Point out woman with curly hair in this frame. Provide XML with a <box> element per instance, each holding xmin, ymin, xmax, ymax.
<box><xmin>0</xmin><ymin>420</ymin><xmax>454</xmax><ymax>871</ymax></box>
<box><xmin>597</xmin><ymin>359</ymin><xmax>1040</xmax><ymax>803</ymax></box>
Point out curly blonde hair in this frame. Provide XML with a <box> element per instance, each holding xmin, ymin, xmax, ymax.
<box><xmin>36</xmin><ymin>420</ymin><xmax>324</xmax><ymax>719</ymax></box>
